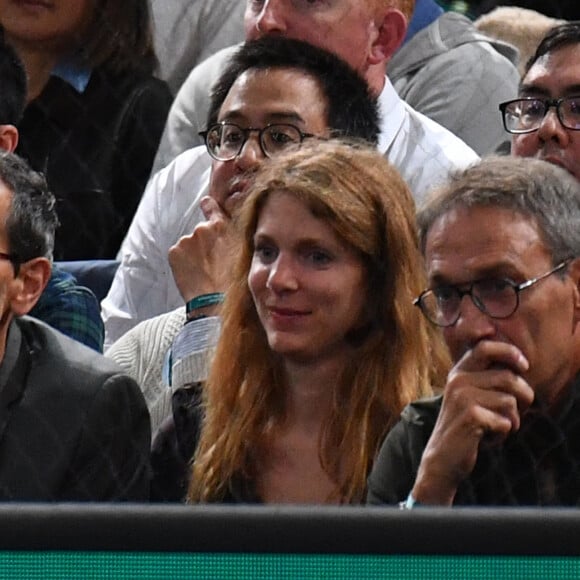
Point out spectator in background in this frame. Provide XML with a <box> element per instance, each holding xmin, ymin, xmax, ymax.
<box><xmin>0</xmin><ymin>151</ymin><xmax>150</xmax><ymax>501</ymax></box>
<box><xmin>152</xmin><ymin>140</ymin><xmax>449</xmax><ymax>503</ymax></box>
<box><xmin>367</xmin><ymin>156</ymin><xmax>580</xmax><ymax>507</ymax></box>
<box><xmin>0</xmin><ymin>28</ymin><xmax>103</xmax><ymax>351</ymax></box>
<box><xmin>0</xmin><ymin>0</ymin><xmax>173</xmax><ymax>260</ymax></box>
<box><xmin>500</xmin><ymin>22</ymin><xmax>580</xmax><ymax>182</ymax></box>
<box><xmin>149</xmin><ymin>0</ymin><xmax>245</xmax><ymax>94</ymax></box>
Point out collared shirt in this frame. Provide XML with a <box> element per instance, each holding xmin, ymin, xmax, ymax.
<box><xmin>367</xmin><ymin>375</ymin><xmax>580</xmax><ymax>506</ymax></box>
<box><xmin>103</xmin><ymin>79</ymin><xmax>478</xmax><ymax>346</ymax></box>
<box><xmin>30</xmin><ymin>266</ymin><xmax>104</xmax><ymax>352</ymax></box>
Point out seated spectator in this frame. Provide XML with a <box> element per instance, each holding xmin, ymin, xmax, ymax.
<box><xmin>500</xmin><ymin>22</ymin><xmax>580</xmax><ymax>182</ymax></box>
<box><xmin>151</xmin><ymin>140</ymin><xmax>450</xmax><ymax>503</ymax></box>
<box><xmin>367</xmin><ymin>156</ymin><xmax>580</xmax><ymax>507</ymax></box>
<box><xmin>0</xmin><ymin>151</ymin><xmax>150</xmax><ymax>501</ymax></box>
<box><xmin>0</xmin><ymin>0</ymin><xmax>173</xmax><ymax>259</ymax></box>
<box><xmin>105</xmin><ymin>36</ymin><xmax>382</xmax><ymax>429</ymax></box>
<box><xmin>150</xmin><ymin>0</ymin><xmax>245</xmax><ymax>94</ymax></box>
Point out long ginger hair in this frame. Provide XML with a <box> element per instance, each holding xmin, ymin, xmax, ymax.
<box><xmin>189</xmin><ymin>140</ymin><xmax>449</xmax><ymax>504</ymax></box>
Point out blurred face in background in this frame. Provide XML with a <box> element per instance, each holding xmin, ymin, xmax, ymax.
<box><xmin>0</xmin><ymin>0</ymin><xmax>95</xmax><ymax>51</ymax></box>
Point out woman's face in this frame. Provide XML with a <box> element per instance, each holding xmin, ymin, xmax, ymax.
<box><xmin>0</xmin><ymin>0</ymin><xmax>95</xmax><ymax>50</ymax></box>
<box><xmin>248</xmin><ymin>190</ymin><xmax>367</xmax><ymax>365</ymax></box>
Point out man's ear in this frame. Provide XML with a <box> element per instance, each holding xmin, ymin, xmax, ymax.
<box><xmin>0</xmin><ymin>125</ymin><xmax>19</xmax><ymax>154</ymax></box>
<box><xmin>369</xmin><ymin>8</ymin><xmax>407</xmax><ymax>65</ymax></box>
<box><xmin>10</xmin><ymin>258</ymin><xmax>51</xmax><ymax>317</ymax></box>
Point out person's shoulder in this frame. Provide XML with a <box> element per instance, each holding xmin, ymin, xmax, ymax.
<box><xmin>400</xmin><ymin>394</ymin><xmax>442</xmax><ymax>427</ymax></box>
<box><xmin>150</xmin><ymin>145</ymin><xmax>211</xmax><ymax>209</ymax></box>
<box><xmin>18</xmin><ymin>316</ymin><xmax>126</xmax><ymax>382</ymax></box>
<box><xmin>185</xmin><ymin>43</ymin><xmax>241</xmax><ymax>84</ymax></box>
<box><xmin>406</xmin><ymin>103</ymin><xmax>480</xmax><ymax>162</ymax></box>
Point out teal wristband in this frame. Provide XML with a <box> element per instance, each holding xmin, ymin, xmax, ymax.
<box><xmin>399</xmin><ymin>492</ymin><xmax>421</xmax><ymax>510</ymax></box>
<box><xmin>185</xmin><ymin>292</ymin><xmax>224</xmax><ymax>315</ymax></box>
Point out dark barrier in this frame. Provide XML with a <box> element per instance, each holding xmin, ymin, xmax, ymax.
<box><xmin>0</xmin><ymin>505</ymin><xmax>580</xmax><ymax>578</ymax></box>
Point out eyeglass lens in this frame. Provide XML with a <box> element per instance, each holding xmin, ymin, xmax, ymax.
<box><xmin>423</xmin><ymin>279</ymin><xmax>519</xmax><ymax>326</ymax></box>
<box><xmin>206</xmin><ymin>124</ymin><xmax>303</xmax><ymax>160</ymax></box>
<box><xmin>503</xmin><ymin>97</ymin><xmax>580</xmax><ymax>133</ymax></box>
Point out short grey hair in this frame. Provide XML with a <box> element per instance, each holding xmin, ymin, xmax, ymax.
<box><xmin>418</xmin><ymin>156</ymin><xmax>580</xmax><ymax>265</ymax></box>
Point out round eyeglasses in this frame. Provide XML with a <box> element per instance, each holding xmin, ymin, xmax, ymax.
<box><xmin>499</xmin><ymin>97</ymin><xmax>580</xmax><ymax>134</ymax></box>
<box><xmin>414</xmin><ymin>261</ymin><xmax>569</xmax><ymax>327</ymax></box>
<box><xmin>199</xmin><ymin>122</ymin><xmax>315</xmax><ymax>161</ymax></box>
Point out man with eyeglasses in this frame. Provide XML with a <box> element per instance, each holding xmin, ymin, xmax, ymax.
<box><xmin>499</xmin><ymin>22</ymin><xmax>580</xmax><ymax>182</ymax></box>
<box><xmin>367</xmin><ymin>155</ymin><xmax>580</xmax><ymax>507</ymax></box>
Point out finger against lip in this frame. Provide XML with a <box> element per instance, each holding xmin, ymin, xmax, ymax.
<box><xmin>460</xmin><ymin>340</ymin><xmax>529</xmax><ymax>373</ymax></box>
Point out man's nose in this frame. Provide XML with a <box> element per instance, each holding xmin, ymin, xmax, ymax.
<box><xmin>536</xmin><ymin>106</ymin><xmax>571</xmax><ymax>147</ymax></box>
<box><xmin>448</xmin><ymin>293</ymin><xmax>498</xmax><ymax>347</ymax></box>
<box><xmin>255</xmin><ymin>0</ymin><xmax>288</xmax><ymax>36</ymax></box>
<box><xmin>234</xmin><ymin>134</ymin><xmax>265</xmax><ymax>172</ymax></box>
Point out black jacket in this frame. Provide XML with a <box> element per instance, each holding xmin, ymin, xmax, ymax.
<box><xmin>0</xmin><ymin>316</ymin><xmax>151</xmax><ymax>501</ymax></box>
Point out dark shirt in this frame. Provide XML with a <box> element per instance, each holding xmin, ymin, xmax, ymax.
<box><xmin>17</xmin><ymin>68</ymin><xmax>173</xmax><ymax>260</ymax></box>
<box><xmin>150</xmin><ymin>385</ymin><xmax>259</xmax><ymax>503</ymax></box>
<box><xmin>30</xmin><ymin>266</ymin><xmax>104</xmax><ymax>352</ymax></box>
<box><xmin>367</xmin><ymin>375</ymin><xmax>580</xmax><ymax>506</ymax></box>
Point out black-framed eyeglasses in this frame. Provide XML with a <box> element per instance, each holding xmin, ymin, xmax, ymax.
<box><xmin>414</xmin><ymin>261</ymin><xmax>570</xmax><ymax>328</ymax></box>
<box><xmin>199</xmin><ymin>122</ymin><xmax>315</xmax><ymax>161</ymax></box>
<box><xmin>499</xmin><ymin>97</ymin><xmax>580</xmax><ymax>134</ymax></box>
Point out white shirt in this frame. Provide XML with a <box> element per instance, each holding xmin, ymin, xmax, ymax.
<box><xmin>102</xmin><ymin>78</ymin><xmax>478</xmax><ymax>346</ymax></box>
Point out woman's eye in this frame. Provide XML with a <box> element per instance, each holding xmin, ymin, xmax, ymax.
<box><xmin>306</xmin><ymin>250</ymin><xmax>332</xmax><ymax>266</ymax></box>
<box><xmin>255</xmin><ymin>244</ymin><xmax>278</xmax><ymax>263</ymax></box>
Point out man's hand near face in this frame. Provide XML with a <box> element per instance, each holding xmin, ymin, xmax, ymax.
<box><xmin>411</xmin><ymin>340</ymin><xmax>535</xmax><ymax>506</ymax></box>
<box><xmin>168</xmin><ymin>196</ymin><xmax>235</xmax><ymax>307</ymax></box>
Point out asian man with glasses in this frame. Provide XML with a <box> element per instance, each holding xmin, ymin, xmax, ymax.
<box><xmin>499</xmin><ymin>21</ymin><xmax>580</xmax><ymax>183</ymax></box>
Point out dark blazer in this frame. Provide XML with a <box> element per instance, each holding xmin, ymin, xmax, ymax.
<box><xmin>0</xmin><ymin>316</ymin><xmax>151</xmax><ymax>501</ymax></box>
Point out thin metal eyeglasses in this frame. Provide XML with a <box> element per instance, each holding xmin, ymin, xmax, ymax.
<box><xmin>199</xmin><ymin>122</ymin><xmax>315</xmax><ymax>161</ymax></box>
<box><xmin>414</xmin><ymin>261</ymin><xmax>570</xmax><ymax>328</ymax></box>
<box><xmin>499</xmin><ymin>96</ymin><xmax>580</xmax><ymax>134</ymax></box>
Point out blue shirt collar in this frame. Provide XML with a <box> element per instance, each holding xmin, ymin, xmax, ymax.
<box><xmin>51</xmin><ymin>59</ymin><xmax>92</xmax><ymax>93</ymax></box>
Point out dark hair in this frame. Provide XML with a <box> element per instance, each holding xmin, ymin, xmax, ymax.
<box><xmin>417</xmin><ymin>156</ymin><xmax>580</xmax><ymax>266</ymax></box>
<box><xmin>0</xmin><ymin>27</ymin><xmax>26</xmax><ymax>125</ymax></box>
<box><xmin>82</xmin><ymin>0</ymin><xmax>158</xmax><ymax>75</ymax></box>
<box><xmin>524</xmin><ymin>21</ymin><xmax>580</xmax><ymax>75</ymax></box>
<box><xmin>0</xmin><ymin>152</ymin><xmax>58</xmax><ymax>265</ymax></box>
<box><xmin>206</xmin><ymin>37</ymin><xmax>380</xmax><ymax>145</ymax></box>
